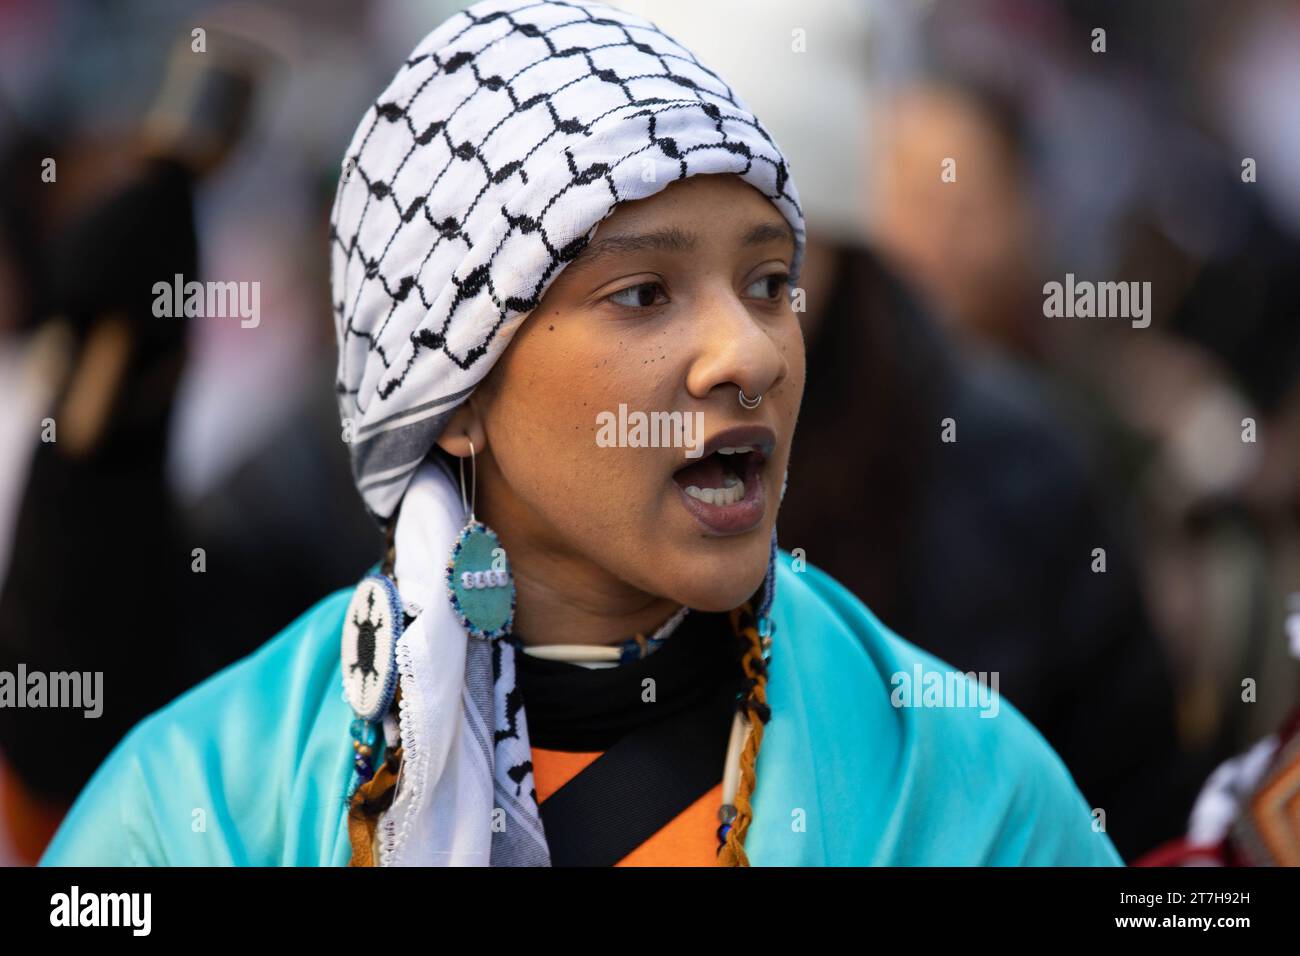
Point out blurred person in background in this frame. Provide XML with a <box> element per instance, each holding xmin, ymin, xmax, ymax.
<box><xmin>0</xmin><ymin>3</ymin><xmax>395</xmax><ymax>863</ymax></box>
<box><xmin>1090</xmin><ymin>0</ymin><xmax>1300</xmax><ymax>865</ymax></box>
<box><xmin>872</xmin><ymin>79</ymin><xmax>1042</xmax><ymax>358</ymax></box>
<box><xmin>864</xmin><ymin>0</ymin><xmax>1300</xmax><ymax>859</ymax></box>
<box><xmin>1136</xmin><ymin>595</ymin><xmax>1300</xmax><ymax>865</ymax></box>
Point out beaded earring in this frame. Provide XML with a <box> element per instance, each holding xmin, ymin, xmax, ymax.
<box><xmin>341</xmin><ymin>559</ymin><xmax>403</xmax><ymax>786</ymax></box>
<box><xmin>445</xmin><ymin>438</ymin><xmax>516</xmax><ymax>640</ymax></box>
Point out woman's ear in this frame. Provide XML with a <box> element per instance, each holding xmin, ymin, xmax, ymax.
<box><xmin>434</xmin><ymin>399</ymin><xmax>487</xmax><ymax>459</ymax></box>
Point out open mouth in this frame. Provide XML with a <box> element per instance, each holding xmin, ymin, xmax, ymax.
<box><xmin>671</xmin><ymin>426</ymin><xmax>774</xmax><ymax>535</ymax></box>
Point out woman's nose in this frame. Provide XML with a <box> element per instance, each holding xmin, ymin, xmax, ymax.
<box><xmin>684</xmin><ymin>285</ymin><xmax>788</xmax><ymax>404</ymax></box>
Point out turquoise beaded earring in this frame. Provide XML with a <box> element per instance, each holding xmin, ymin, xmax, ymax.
<box><xmin>445</xmin><ymin>437</ymin><xmax>515</xmax><ymax>640</ymax></box>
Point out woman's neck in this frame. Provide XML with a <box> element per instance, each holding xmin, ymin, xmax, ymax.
<box><xmin>475</xmin><ymin>459</ymin><xmax>683</xmax><ymax>648</ymax></box>
<box><xmin>507</xmin><ymin>553</ymin><xmax>682</xmax><ymax>649</ymax></box>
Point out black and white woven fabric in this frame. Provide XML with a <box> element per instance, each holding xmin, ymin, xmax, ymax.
<box><xmin>331</xmin><ymin>0</ymin><xmax>805</xmax><ymax>866</ymax></box>
<box><xmin>331</xmin><ymin>0</ymin><xmax>805</xmax><ymax>520</ymax></box>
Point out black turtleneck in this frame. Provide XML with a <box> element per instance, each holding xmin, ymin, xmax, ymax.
<box><xmin>514</xmin><ymin>610</ymin><xmax>743</xmax><ymax>752</ymax></box>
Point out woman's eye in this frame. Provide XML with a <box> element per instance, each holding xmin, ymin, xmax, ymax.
<box><xmin>608</xmin><ymin>281</ymin><xmax>667</xmax><ymax>308</ymax></box>
<box><xmin>745</xmin><ymin>273</ymin><xmax>789</xmax><ymax>300</ymax></box>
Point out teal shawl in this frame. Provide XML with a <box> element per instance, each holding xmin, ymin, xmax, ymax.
<box><xmin>41</xmin><ymin>555</ymin><xmax>1122</xmax><ymax>866</ymax></box>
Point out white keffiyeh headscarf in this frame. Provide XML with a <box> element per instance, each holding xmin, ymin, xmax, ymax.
<box><xmin>330</xmin><ymin>0</ymin><xmax>805</xmax><ymax>866</ymax></box>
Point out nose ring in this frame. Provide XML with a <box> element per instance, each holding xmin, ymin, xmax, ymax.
<box><xmin>738</xmin><ymin>387</ymin><xmax>763</xmax><ymax>410</ymax></box>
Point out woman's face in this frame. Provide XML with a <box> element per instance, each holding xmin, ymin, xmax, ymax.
<box><xmin>457</xmin><ymin>173</ymin><xmax>804</xmax><ymax>615</ymax></box>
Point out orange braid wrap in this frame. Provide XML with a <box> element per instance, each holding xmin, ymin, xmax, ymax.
<box><xmin>718</xmin><ymin>603</ymin><xmax>771</xmax><ymax>867</ymax></box>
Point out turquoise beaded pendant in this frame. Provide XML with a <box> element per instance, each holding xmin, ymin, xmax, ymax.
<box><xmin>446</xmin><ymin>519</ymin><xmax>515</xmax><ymax>640</ymax></box>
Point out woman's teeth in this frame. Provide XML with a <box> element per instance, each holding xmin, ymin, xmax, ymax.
<box><xmin>683</xmin><ymin>474</ymin><xmax>745</xmax><ymax>506</ymax></box>
<box><xmin>716</xmin><ymin>446</ymin><xmax>754</xmax><ymax>456</ymax></box>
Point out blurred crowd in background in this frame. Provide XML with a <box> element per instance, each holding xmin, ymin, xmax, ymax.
<box><xmin>1</xmin><ymin>0</ymin><xmax>1297</xmax><ymax>866</ymax></box>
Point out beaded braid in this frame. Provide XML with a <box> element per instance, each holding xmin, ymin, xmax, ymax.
<box><xmin>380</xmin><ymin>506</ymin><xmax>399</xmax><ymax>578</ymax></box>
<box><xmin>346</xmin><ymin>729</ymin><xmax>402</xmax><ymax>867</ymax></box>
<box><xmin>718</xmin><ymin>603</ymin><xmax>772</xmax><ymax>867</ymax></box>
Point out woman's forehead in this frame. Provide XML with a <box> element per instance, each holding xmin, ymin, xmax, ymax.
<box><xmin>591</xmin><ymin>175</ymin><xmax>794</xmax><ymax>244</ymax></box>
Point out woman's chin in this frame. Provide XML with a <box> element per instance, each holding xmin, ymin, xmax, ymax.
<box><xmin>660</xmin><ymin>549</ymin><xmax>771</xmax><ymax>613</ymax></box>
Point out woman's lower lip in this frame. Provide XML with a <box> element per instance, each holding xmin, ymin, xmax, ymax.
<box><xmin>674</xmin><ymin>471</ymin><xmax>765</xmax><ymax>535</ymax></box>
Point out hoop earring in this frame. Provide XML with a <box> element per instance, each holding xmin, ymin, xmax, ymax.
<box><xmin>738</xmin><ymin>387</ymin><xmax>763</xmax><ymax>410</ymax></box>
<box><xmin>446</xmin><ymin>437</ymin><xmax>516</xmax><ymax>640</ymax></box>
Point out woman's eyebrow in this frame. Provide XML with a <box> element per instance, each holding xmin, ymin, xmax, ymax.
<box><xmin>740</xmin><ymin>220</ymin><xmax>795</xmax><ymax>250</ymax></box>
<box><xmin>568</xmin><ymin>220</ymin><xmax>794</xmax><ymax>273</ymax></box>
<box><xmin>569</xmin><ymin>226</ymin><xmax>695</xmax><ymax>271</ymax></box>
